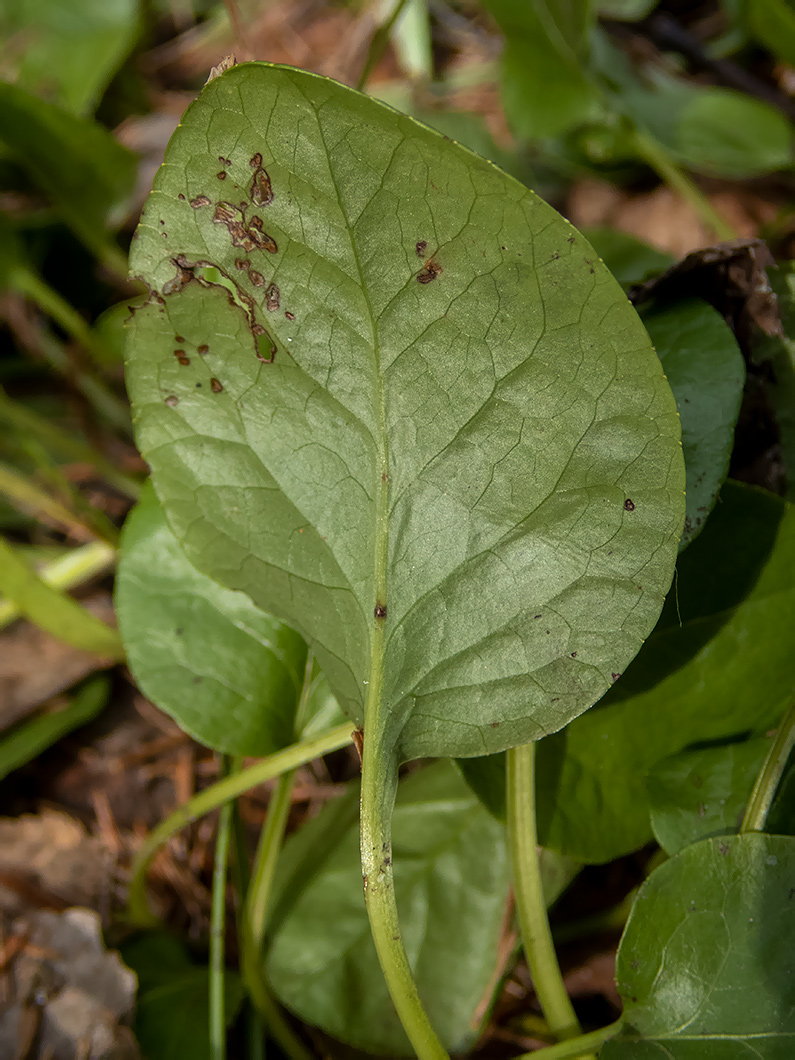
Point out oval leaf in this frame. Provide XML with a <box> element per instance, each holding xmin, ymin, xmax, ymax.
<box><xmin>536</xmin><ymin>482</ymin><xmax>795</xmax><ymax>863</ymax></box>
<box><xmin>125</xmin><ymin>62</ymin><xmax>684</xmax><ymax>763</ymax></box>
<box><xmin>643</xmin><ymin>299</ymin><xmax>745</xmax><ymax>549</ymax></box>
<box><xmin>603</xmin><ymin>834</ymin><xmax>795</xmax><ymax>1057</ymax></box>
<box><xmin>116</xmin><ymin>480</ymin><xmax>310</xmax><ymax>755</ymax></box>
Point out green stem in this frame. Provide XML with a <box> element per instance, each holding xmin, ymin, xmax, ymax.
<box><xmin>126</xmin><ymin>723</ymin><xmax>354</xmax><ymax>926</ymax></box>
<box><xmin>513</xmin><ymin>1018</ymin><xmax>624</xmax><ymax>1060</ymax></box>
<box><xmin>0</xmin><ymin>385</ymin><xmax>141</xmax><ymax>500</ymax></box>
<box><xmin>0</xmin><ymin>459</ymin><xmax>117</xmax><ymax>544</ymax></box>
<box><xmin>357</xmin><ymin>0</ymin><xmax>412</xmax><ymax>91</ymax></box>
<box><xmin>629</xmin><ymin>127</ymin><xmax>737</xmax><ymax>242</ymax></box>
<box><xmin>228</xmin><ymin>791</ymin><xmax>266</xmax><ymax>1060</ymax></box>
<box><xmin>210</xmin><ymin>756</ymin><xmax>234</xmax><ymax>1060</ymax></box>
<box><xmin>741</xmin><ymin>696</ymin><xmax>795</xmax><ymax>833</ymax></box>
<box><xmin>360</xmin><ymin>722</ymin><xmax>449</xmax><ymax>1060</ymax></box>
<box><xmin>0</xmin><ymin>540</ymin><xmax>117</xmax><ymax>631</ymax></box>
<box><xmin>246</xmin><ymin>770</ymin><xmax>296</xmax><ymax>948</ymax></box>
<box><xmin>507</xmin><ymin>743</ymin><xmax>587</xmax><ymax>1052</ymax></box>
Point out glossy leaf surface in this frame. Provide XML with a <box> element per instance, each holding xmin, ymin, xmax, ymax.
<box><xmin>647</xmin><ymin>739</ymin><xmax>771</xmax><ymax>857</ymax></box>
<box><xmin>125</xmin><ymin>63</ymin><xmax>684</xmax><ymax>766</ymax></box>
<box><xmin>643</xmin><ymin>299</ymin><xmax>744</xmax><ymax>549</ymax></box>
<box><xmin>603</xmin><ymin>834</ymin><xmax>795</xmax><ymax>1058</ymax></box>
<box><xmin>265</xmin><ymin>761</ymin><xmax>511</xmax><ymax>1055</ymax></box>
<box><xmin>536</xmin><ymin>482</ymin><xmax>795</xmax><ymax>862</ymax></box>
<box><xmin>116</xmin><ymin>481</ymin><xmax>320</xmax><ymax>755</ymax></box>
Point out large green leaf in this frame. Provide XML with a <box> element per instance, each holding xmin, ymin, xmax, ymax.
<box><xmin>536</xmin><ymin>482</ymin><xmax>795</xmax><ymax>863</ymax></box>
<box><xmin>643</xmin><ymin>299</ymin><xmax>745</xmax><ymax>549</ymax></box>
<box><xmin>603</xmin><ymin>834</ymin><xmax>795</xmax><ymax>1057</ymax></box>
<box><xmin>0</xmin><ymin>0</ymin><xmax>140</xmax><ymax>116</ymax></box>
<box><xmin>125</xmin><ymin>62</ymin><xmax>684</xmax><ymax>768</ymax></box>
<box><xmin>116</xmin><ymin>480</ymin><xmax>330</xmax><ymax>755</ymax></box>
<box><xmin>265</xmin><ymin>761</ymin><xmax>512</xmax><ymax>1055</ymax></box>
<box><xmin>0</xmin><ymin>81</ymin><xmax>135</xmax><ymax>254</ymax></box>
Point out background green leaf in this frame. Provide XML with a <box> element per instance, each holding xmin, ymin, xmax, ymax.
<box><xmin>125</xmin><ymin>62</ymin><xmax>684</xmax><ymax>765</ymax></box>
<box><xmin>116</xmin><ymin>481</ymin><xmax>320</xmax><ymax>756</ymax></box>
<box><xmin>583</xmin><ymin>228</ymin><xmax>672</xmax><ymax>289</ymax></box>
<box><xmin>0</xmin><ymin>81</ymin><xmax>136</xmax><ymax>257</ymax></box>
<box><xmin>642</xmin><ymin>299</ymin><xmax>745</xmax><ymax>549</ymax></box>
<box><xmin>536</xmin><ymin>482</ymin><xmax>795</xmax><ymax>862</ymax></box>
<box><xmin>0</xmin><ymin>0</ymin><xmax>140</xmax><ymax>117</ymax></box>
<box><xmin>265</xmin><ymin>761</ymin><xmax>512</xmax><ymax>1055</ymax></box>
<box><xmin>603</xmin><ymin>834</ymin><xmax>795</xmax><ymax>1057</ymax></box>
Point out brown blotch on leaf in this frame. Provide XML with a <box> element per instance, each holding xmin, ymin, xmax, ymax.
<box><xmin>190</xmin><ymin>194</ymin><xmax>211</xmax><ymax>208</ymax></box>
<box><xmin>612</xmin><ymin>672</ymin><xmax>621</xmax><ymax>682</ymax></box>
<box><xmin>235</xmin><ymin>259</ymin><xmax>250</xmax><ymax>271</ymax></box>
<box><xmin>163</xmin><ymin>259</ymin><xmax>194</xmax><ymax>295</ymax></box>
<box><xmin>415</xmin><ymin>240</ymin><xmax>427</xmax><ymax>257</ymax></box>
<box><xmin>417</xmin><ymin>259</ymin><xmax>443</xmax><ymax>284</ymax></box>
<box><xmin>177</xmin><ymin>193</ymin><xmax>186</xmax><ymax>201</ymax></box>
<box><xmin>252</xmin><ymin>323</ymin><xmax>266</xmax><ymax>336</ymax></box>
<box><xmin>218</xmin><ymin>156</ymin><xmax>231</xmax><ymax>166</ymax></box>
<box><xmin>178</xmin><ymin>355</ymin><xmax>190</xmax><ymax>366</ymax></box>
<box><xmin>213</xmin><ymin>202</ymin><xmax>238</xmax><ymax>226</ymax></box>
<box><xmin>250</xmin><ymin>168</ymin><xmax>273</xmax><ymax>206</ymax></box>
<box><xmin>210</xmin><ymin>378</ymin><xmax>223</xmax><ymax>393</ymax></box>
<box><xmin>249</xmin><ymin>270</ymin><xmax>264</xmax><ymax>287</ymax></box>
<box><xmin>175</xmin><ymin>335</ymin><xmax>185</xmax><ymax>342</ymax></box>
<box><xmin>197</xmin><ymin>344</ymin><xmax>209</xmax><ymax>354</ymax></box>
<box><xmin>624</xmin><ymin>498</ymin><xmax>636</xmax><ymax>512</ymax></box>
<box><xmin>165</xmin><ymin>395</ymin><xmax>179</xmax><ymax>407</ymax></box>
<box><xmin>250</xmin><ymin>153</ymin><xmax>263</xmax><ymax>168</ymax></box>
<box><xmin>217</xmin><ymin>171</ymin><xmax>227</xmax><ymax>180</ymax></box>
<box><xmin>374</xmin><ymin>603</ymin><xmax>387</xmax><ymax>619</ymax></box>
<box><xmin>248</xmin><ymin>216</ymin><xmax>277</xmax><ymax>253</ymax></box>
<box><xmin>265</xmin><ymin>283</ymin><xmax>280</xmax><ymax>311</ymax></box>
<box><xmin>284</xmin><ymin>310</ymin><xmax>295</xmax><ymax>322</ymax></box>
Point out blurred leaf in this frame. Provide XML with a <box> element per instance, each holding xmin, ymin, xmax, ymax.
<box><xmin>647</xmin><ymin>739</ymin><xmax>771</xmax><ymax>856</ymax></box>
<box><xmin>597</xmin><ymin>0</ymin><xmax>658</xmax><ymax>17</ymax></box>
<box><xmin>266</xmin><ymin>761</ymin><xmax>512</xmax><ymax>1055</ymax></box>
<box><xmin>121</xmin><ymin>931</ymin><xmax>244</xmax><ymax>1060</ymax></box>
<box><xmin>603</xmin><ymin>834</ymin><xmax>795</xmax><ymax>1057</ymax></box>
<box><xmin>675</xmin><ymin>88</ymin><xmax>794</xmax><ymax>178</ymax></box>
<box><xmin>0</xmin><ymin>81</ymin><xmax>136</xmax><ymax>257</ymax></box>
<box><xmin>582</xmin><ymin>228</ymin><xmax>672</xmax><ymax>288</ymax></box>
<box><xmin>0</xmin><ymin>674</ymin><xmax>109</xmax><ymax>781</ymax></box>
<box><xmin>0</xmin><ymin>535</ymin><xmax>123</xmax><ymax>658</ymax></box>
<box><xmin>0</xmin><ymin>0</ymin><xmax>141</xmax><ymax>117</ymax></box>
<box><xmin>116</xmin><ymin>481</ymin><xmax>323</xmax><ymax>756</ymax></box>
<box><xmin>536</xmin><ymin>482</ymin><xmax>795</xmax><ymax>863</ymax></box>
<box><xmin>745</xmin><ymin>0</ymin><xmax>795</xmax><ymax>67</ymax></box>
<box><xmin>643</xmin><ymin>299</ymin><xmax>745</xmax><ymax>549</ymax></box>
<box><xmin>483</xmin><ymin>0</ymin><xmax>599</xmax><ymax>139</ymax></box>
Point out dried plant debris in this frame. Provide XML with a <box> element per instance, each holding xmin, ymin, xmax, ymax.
<box><xmin>0</xmin><ymin>908</ymin><xmax>139</xmax><ymax>1060</ymax></box>
<box><xmin>629</xmin><ymin>238</ymin><xmax>783</xmax><ymax>346</ymax></box>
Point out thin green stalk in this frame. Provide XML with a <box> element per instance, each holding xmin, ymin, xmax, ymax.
<box><xmin>210</xmin><ymin>756</ymin><xmax>234</xmax><ymax>1060</ymax></box>
<box><xmin>741</xmin><ymin>696</ymin><xmax>795</xmax><ymax>833</ymax></box>
<box><xmin>360</xmin><ymin>719</ymin><xmax>449</xmax><ymax>1060</ymax></box>
<box><xmin>12</xmin><ymin>266</ymin><xmax>111</xmax><ymax>370</ymax></box>
<box><xmin>513</xmin><ymin>1018</ymin><xmax>624</xmax><ymax>1060</ymax></box>
<box><xmin>0</xmin><ymin>540</ymin><xmax>116</xmax><ymax>631</ymax></box>
<box><xmin>0</xmin><ymin>386</ymin><xmax>141</xmax><ymax>500</ymax></box>
<box><xmin>629</xmin><ymin>127</ymin><xmax>737</xmax><ymax>242</ymax></box>
<box><xmin>507</xmin><ymin>743</ymin><xmax>590</xmax><ymax>1055</ymax></box>
<box><xmin>126</xmin><ymin>722</ymin><xmax>354</xmax><ymax>926</ymax></box>
<box><xmin>0</xmin><ymin>460</ymin><xmax>117</xmax><ymax>544</ymax></box>
<box><xmin>357</xmin><ymin>0</ymin><xmax>412</xmax><ymax>91</ymax></box>
<box><xmin>228</xmin><ymin>790</ymin><xmax>266</xmax><ymax>1060</ymax></box>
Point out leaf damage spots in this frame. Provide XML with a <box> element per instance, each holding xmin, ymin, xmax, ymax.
<box><xmin>218</xmin><ymin>156</ymin><xmax>231</xmax><ymax>166</ymax></box>
<box><xmin>235</xmin><ymin>259</ymin><xmax>250</xmax><ymax>270</ymax></box>
<box><xmin>249</xmin><ymin>270</ymin><xmax>265</xmax><ymax>287</ymax></box>
<box><xmin>173</xmin><ymin>349</ymin><xmax>190</xmax><ymax>365</ymax></box>
<box><xmin>190</xmin><ymin>194</ymin><xmax>211</xmax><ymax>208</ymax></box>
<box><xmin>417</xmin><ymin>258</ymin><xmax>442</xmax><ymax>284</ymax></box>
<box><xmin>265</xmin><ymin>282</ymin><xmax>280</xmax><ymax>311</ymax></box>
<box><xmin>612</xmin><ymin>672</ymin><xmax>621</xmax><ymax>682</ymax></box>
<box><xmin>250</xmin><ymin>166</ymin><xmax>273</xmax><ymax>206</ymax></box>
<box><xmin>250</xmin><ymin>153</ymin><xmax>262</xmax><ymax>168</ymax></box>
<box><xmin>415</xmin><ymin>240</ymin><xmax>427</xmax><ymax>257</ymax></box>
<box><xmin>374</xmin><ymin>603</ymin><xmax>387</xmax><ymax>619</ymax></box>
<box><xmin>217</xmin><ymin>171</ymin><xmax>227</xmax><ymax>180</ymax></box>
<box><xmin>284</xmin><ymin>311</ymin><xmax>295</xmax><ymax>321</ymax></box>
<box><xmin>165</xmin><ymin>395</ymin><xmax>179</xmax><ymax>407</ymax></box>
<box><xmin>249</xmin><ymin>216</ymin><xmax>277</xmax><ymax>253</ymax></box>
<box><xmin>175</xmin><ymin>335</ymin><xmax>185</xmax><ymax>342</ymax></box>
<box><xmin>624</xmin><ymin>498</ymin><xmax>636</xmax><ymax>512</ymax></box>
<box><xmin>210</xmin><ymin>377</ymin><xmax>223</xmax><ymax>393</ymax></box>
<box><xmin>162</xmin><ymin>258</ymin><xmax>194</xmax><ymax>295</ymax></box>
<box><xmin>177</xmin><ymin>193</ymin><xmax>185</xmax><ymax>201</ymax></box>
<box><xmin>197</xmin><ymin>344</ymin><xmax>209</xmax><ymax>354</ymax></box>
